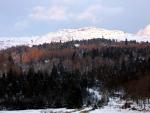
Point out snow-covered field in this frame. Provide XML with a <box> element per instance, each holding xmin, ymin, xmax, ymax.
<box><xmin>0</xmin><ymin>107</ymin><xmax>149</xmax><ymax>113</ymax></box>
<box><xmin>90</xmin><ymin>107</ymin><xmax>150</xmax><ymax>113</ymax></box>
<box><xmin>0</xmin><ymin>108</ymin><xmax>73</xmax><ymax>113</ymax></box>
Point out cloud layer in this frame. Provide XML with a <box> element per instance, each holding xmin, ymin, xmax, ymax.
<box><xmin>28</xmin><ymin>1</ymin><xmax>123</xmax><ymax>24</ymax></box>
<box><xmin>0</xmin><ymin>0</ymin><xmax>150</xmax><ymax>37</ymax></box>
<box><xmin>29</xmin><ymin>6</ymin><xmax>67</xmax><ymax>21</ymax></box>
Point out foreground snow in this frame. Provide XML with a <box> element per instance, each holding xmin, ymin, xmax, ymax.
<box><xmin>0</xmin><ymin>108</ymin><xmax>73</xmax><ymax>113</ymax></box>
<box><xmin>0</xmin><ymin>90</ymin><xmax>149</xmax><ymax>113</ymax></box>
<box><xmin>0</xmin><ymin>107</ymin><xmax>149</xmax><ymax>113</ymax></box>
<box><xmin>90</xmin><ymin>107</ymin><xmax>150</xmax><ymax>113</ymax></box>
<box><xmin>0</xmin><ymin>97</ymin><xmax>150</xmax><ymax>113</ymax></box>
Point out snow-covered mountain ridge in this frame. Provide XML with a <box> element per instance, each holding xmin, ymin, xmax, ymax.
<box><xmin>0</xmin><ymin>36</ymin><xmax>37</xmax><ymax>50</ymax></box>
<box><xmin>34</xmin><ymin>27</ymin><xmax>125</xmax><ymax>45</ymax></box>
<box><xmin>0</xmin><ymin>27</ymin><xmax>150</xmax><ymax>50</ymax></box>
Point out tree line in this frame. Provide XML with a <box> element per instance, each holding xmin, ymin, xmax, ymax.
<box><xmin>0</xmin><ymin>38</ymin><xmax>150</xmax><ymax>109</ymax></box>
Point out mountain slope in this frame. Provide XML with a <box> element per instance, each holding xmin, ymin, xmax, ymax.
<box><xmin>0</xmin><ymin>37</ymin><xmax>37</xmax><ymax>50</ymax></box>
<box><xmin>0</xmin><ymin>27</ymin><xmax>150</xmax><ymax>50</ymax></box>
<box><xmin>137</xmin><ymin>24</ymin><xmax>150</xmax><ymax>37</ymax></box>
<box><xmin>33</xmin><ymin>27</ymin><xmax>126</xmax><ymax>45</ymax></box>
<box><xmin>34</xmin><ymin>27</ymin><xmax>150</xmax><ymax>45</ymax></box>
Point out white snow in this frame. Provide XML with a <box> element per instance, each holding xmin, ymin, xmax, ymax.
<box><xmin>88</xmin><ymin>88</ymin><xmax>101</xmax><ymax>99</ymax></box>
<box><xmin>0</xmin><ymin>27</ymin><xmax>150</xmax><ymax>50</ymax></box>
<box><xmin>137</xmin><ymin>24</ymin><xmax>150</xmax><ymax>37</ymax></box>
<box><xmin>33</xmin><ymin>27</ymin><xmax>126</xmax><ymax>45</ymax></box>
<box><xmin>0</xmin><ymin>107</ymin><xmax>150</xmax><ymax>113</ymax></box>
<box><xmin>90</xmin><ymin>107</ymin><xmax>150</xmax><ymax>113</ymax></box>
<box><xmin>0</xmin><ymin>108</ymin><xmax>74</xmax><ymax>113</ymax></box>
<box><xmin>1</xmin><ymin>97</ymin><xmax>149</xmax><ymax>113</ymax></box>
<box><xmin>0</xmin><ymin>36</ymin><xmax>37</xmax><ymax>50</ymax></box>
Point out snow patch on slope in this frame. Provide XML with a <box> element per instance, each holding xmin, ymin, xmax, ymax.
<box><xmin>0</xmin><ymin>36</ymin><xmax>38</xmax><ymax>50</ymax></box>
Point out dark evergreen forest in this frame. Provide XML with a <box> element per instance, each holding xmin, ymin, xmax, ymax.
<box><xmin>0</xmin><ymin>38</ymin><xmax>150</xmax><ymax>110</ymax></box>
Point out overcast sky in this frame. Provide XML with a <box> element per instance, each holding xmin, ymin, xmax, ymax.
<box><xmin>0</xmin><ymin>0</ymin><xmax>150</xmax><ymax>37</ymax></box>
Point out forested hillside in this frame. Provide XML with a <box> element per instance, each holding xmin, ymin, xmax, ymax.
<box><xmin>0</xmin><ymin>38</ymin><xmax>150</xmax><ymax>110</ymax></box>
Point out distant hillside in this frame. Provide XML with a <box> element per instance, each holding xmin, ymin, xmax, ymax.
<box><xmin>0</xmin><ymin>27</ymin><xmax>150</xmax><ymax>50</ymax></box>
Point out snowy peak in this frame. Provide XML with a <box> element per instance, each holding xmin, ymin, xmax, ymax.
<box><xmin>33</xmin><ymin>27</ymin><xmax>126</xmax><ymax>45</ymax></box>
<box><xmin>137</xmin><ymin>24</ymin><xmax>150</xmax><ymax>37</ymax></box>
<box><xmin>33</xmin><ymin>26</ymin><xmax>150</xmax><ymax>45</ymax></box>
<box><xmin>0</xmin><ymin>26</ymin><xmax>150</xmax><ymax>50</ymax></box>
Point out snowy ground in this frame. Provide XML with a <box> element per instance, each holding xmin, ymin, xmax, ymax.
<box><xmin>90</xmin><ymin>107</ymin><xmax>150</xmax><ymax>113</ymax></box>
<box><xmin>0</xmin><ymin>107</ymin><xmax>150</xmax><ymax>113</ymax></box>
<box><xmin>0</xmin><ymin>93</ymin><xmax>149</xmax><ymax>113</ymax></box>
